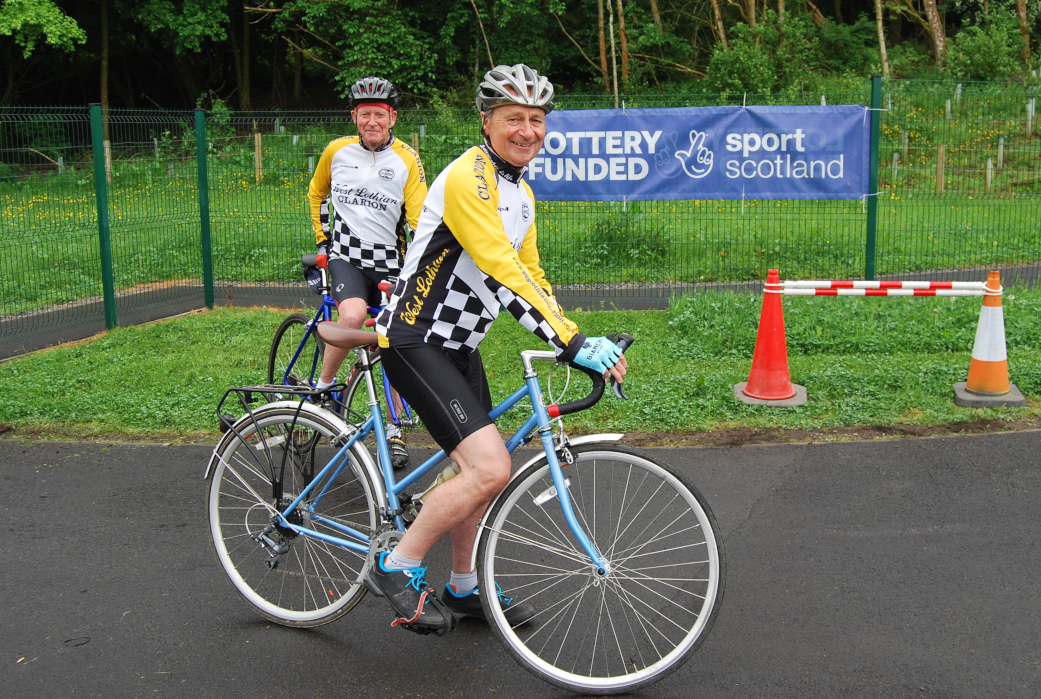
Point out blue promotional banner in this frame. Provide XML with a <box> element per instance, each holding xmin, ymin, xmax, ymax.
<box><xmin>527</xmin><ymin>105</ymin><xmax>870</xmax><ymax>201</ymax></box>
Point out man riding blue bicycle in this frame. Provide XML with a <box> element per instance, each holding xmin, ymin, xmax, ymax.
<box><xmin>308</xmin><ymin>76</ymin><xmax>427</xmax><ymax>468</ymax></box>
<box><xmin>367</xmin><ymin>64</ymin><xmax>628</xmax><ymax>633</ymax></box>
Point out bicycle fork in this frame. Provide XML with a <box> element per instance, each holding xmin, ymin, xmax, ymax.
<box><xmin>527</xmin><ymin>374</ymin><xmax>610</xmax><ymax>577</ymax></box>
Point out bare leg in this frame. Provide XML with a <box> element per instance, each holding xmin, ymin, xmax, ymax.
<box><xmin>393</xmin><ymin>424</ymin><xmax>509</xmax><ymax>568</ymax></box>
<box><xmin>319</xmin><ymin>297</ymin><xmax>368</xmax><ymax>383</ymax></box>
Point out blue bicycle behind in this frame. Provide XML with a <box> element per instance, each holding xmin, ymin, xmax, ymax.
<box><xmin>206</xmin><ymin>325</ymin><xmax>725</xmax><ymax>694</ymax></box>
<box><xmin>266</xmin><ymin>253</ymin><xmax>417</xmax><ymax>431</ymax></box>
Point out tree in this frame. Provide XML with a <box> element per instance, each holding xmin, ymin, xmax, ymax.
<box><xmin>875</xmin><ymin>0</ymin><xmax>891</xmax><ymax>76</ymax></box>
<box><xmin>0</xmin><ymin>0</ymin><xmax>85</xmax><ymax>56</ymax></box>
<box><xmin>1015</xmin><ymin>0</ymin><xmax>1030</xmax><ymax>70</ymax></box>
<box><xmin>891</xmin><ymin>0</ymin><xmax>947</xmax><ymax>65</ymax></box>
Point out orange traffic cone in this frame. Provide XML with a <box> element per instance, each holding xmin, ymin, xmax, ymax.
<box><xmin>953</xmin><ymin>270</ymin><xmax>1026</xmax><ymax>407</ymax></box>
<box><xmin>735</xmin><ymin>269</ymin><xmax>807</xmax><ymax>407</ymax></box>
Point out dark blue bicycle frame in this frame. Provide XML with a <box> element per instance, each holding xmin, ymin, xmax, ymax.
<box><xmin>272</xmin><ymin>354</ymin><xmax>608</xmax><ymax>572</ymax></box>
<box><xmin>279</xmin><ymin>291</ymin><xmax>413</xmax><ymax>425</ymax></box>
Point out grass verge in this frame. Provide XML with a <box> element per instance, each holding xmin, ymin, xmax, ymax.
<box><xmin>1</xmin><ymin>289</ymin><xmax>1039</xmax><ymax>445</ymax></box>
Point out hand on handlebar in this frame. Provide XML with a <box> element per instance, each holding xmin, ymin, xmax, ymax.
<box><xmin>316</xmin><ymin>244</ymin><xmax>329</xmax><ymax>269</ymax></box>
<box><xmin>573</xmin><ymin>336</ymin><xmax>627</xmax><ymax>383</ymax></box>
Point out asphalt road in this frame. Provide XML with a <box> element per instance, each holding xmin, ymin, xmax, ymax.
<box><xmin>2</xmin><ymin>432</ymin><xmax>1039</xmax><ymax>698</ymax></box>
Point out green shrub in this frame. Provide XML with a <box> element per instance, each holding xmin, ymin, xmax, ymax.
<box><xmin>945</xmin><ymin>17</ymin><xmax>1023</xmax><ymax>80</ymax></box>
<box><xmin>887</xmin><ymin>41</ymin><xmax>936</xmax><ymax>78</ymax></box>
<box><xmin>577</xmin><ymin>207</ymin><xmax>670</xmax><ymax>269</ymax></box>
<box><xmin>703</xmin><ymin>11</ymin><xmax>878</xmax><ymax>93</ymax></box>
<box><xmin>703</xmin><ymin>23</ymin><xmax>779</xmax><ymax>93</ymax></box>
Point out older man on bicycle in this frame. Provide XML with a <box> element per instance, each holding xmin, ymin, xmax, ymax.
<box><xmin>366</xmin><ymin>64</ymin><xmax>627</xmax><ymax>633</ymax></box>
<box><xmin>309</xmin><ymin>76</ymin><xmax>427</xmax><ymax>468</ymax></box>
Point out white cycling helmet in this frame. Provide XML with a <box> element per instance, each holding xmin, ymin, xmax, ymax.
<box><xmin>476</xmin><ymin>64</ymin><xmax>554</xmax><ymax>114</ymax></box>
<box><xmin>350</xmin><ymin>77</ymin><xmax>399</xmax><ymax>108</ymax></box>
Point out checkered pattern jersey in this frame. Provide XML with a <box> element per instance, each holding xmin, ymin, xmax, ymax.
<box><xmin>321</xmin><ymin>196</ymin><xmax>405</xmax><ymax>273</ymax></box>
<box><xmin>376</xmin><ymin>146</ymin><xmax>584</xmax><ymax>362</ymax></box>
<box><xmin>308</xmin><ymin>135</ymin><xmax>427</xmax><ymax>275</ymax></box>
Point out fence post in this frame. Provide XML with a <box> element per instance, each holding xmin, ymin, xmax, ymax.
<box><xmin>936</xmin><ymin>144</ymin><xmax>946</xmax><ymax>195</ymax></box>
<box><xmin>89</xmin><ymin>103</ymin><xmax>117</xmax><ymax>330</ymax></box>
<box><xmin>195</xmin><ymin>108</ymin><xmax>215</xmax><ymax>309</ymax></box>
<box><xmin>865</xmin><ymin>75</ymin><xmax>881</xmax><ymax>281</ymax></box>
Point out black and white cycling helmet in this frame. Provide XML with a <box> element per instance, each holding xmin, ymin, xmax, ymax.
<box><xmin>350</xmin><ymin>77</ymin><xmax>399</xmax><ymax>108</ymax></box>
<box><xmin>476</xmin><ymin>64</ymin><xmax>554</xmax><ymax>114</ymax></box>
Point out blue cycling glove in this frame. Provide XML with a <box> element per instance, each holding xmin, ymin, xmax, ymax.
<box><xmin>573</xmin><ymin>336</ymin><xmax>623</xmax><ymax>375</ymax></box>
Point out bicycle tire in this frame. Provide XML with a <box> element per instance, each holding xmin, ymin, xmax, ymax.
<box><xmin>477</xmin><ymin>443</ymin><xmax>725</xmax><ymax>694</ymax></box>
<box><xmin>207</xmin><ymin>405</ymin><xmax>379</xmax><ymax>627</ymax></box>
<box><xmin>342</xmin><ymin>351</ymin><xmax>428</xmax><ymax>471</ymax></box>
<box><xmin>340</xmin><ymin>348</ymin><xmax>380</xmax><ymax>425</ymax></box>
<box><xmin>268</xmin><ymin>313</ymin><xmax>323</xmax><ymax>390</ymax></box>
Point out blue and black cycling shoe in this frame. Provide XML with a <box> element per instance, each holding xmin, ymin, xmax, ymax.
<box><xmin>387</xmin><ymin>435</ymin><xmax>409</xmax><ymax>469</ymax></box>
<box><xmin>442</xmin><ymin>583</ymin><xmax>535</xmax><ymax>626</ymax></box>
<box><xmin>363</xmin><ymin>553</ymin><xmax>457</xmax><ymax>636</ymax></box>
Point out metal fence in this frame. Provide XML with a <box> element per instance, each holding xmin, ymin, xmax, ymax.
<box><xmin>3</xmin><ymin>79</ymin><xmax>1041</xmax><ymax>358</ymax></box>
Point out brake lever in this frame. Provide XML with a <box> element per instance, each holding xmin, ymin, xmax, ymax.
<box><xmin>605</xmin><ymin>333</ymin><xmax>635</xmax><ymax>401</ymax></box>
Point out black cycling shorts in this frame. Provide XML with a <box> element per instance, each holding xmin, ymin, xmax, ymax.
<box><xmin>327</xmin><ymin>256</ymin><xmax>386</xmax><ymax>308</ymax></box>
<box><xmin>380</xmin><ymin>344</ymin><xmax>494</xmax><ymax>456</ymax></box>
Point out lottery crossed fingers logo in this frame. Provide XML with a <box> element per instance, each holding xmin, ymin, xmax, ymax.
<box><xmin>675</xmin><ymin>129</ymin><xmax>714</xmax><ymax>179</ymax></box>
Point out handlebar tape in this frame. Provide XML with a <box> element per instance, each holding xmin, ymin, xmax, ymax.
<box><xmin>548</xmin><ymin>333</ymin><xmax>634</xmax><ymax>418</ymax></box>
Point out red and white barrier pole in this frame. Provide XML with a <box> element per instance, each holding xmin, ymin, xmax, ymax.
<box><xmin>736</xmin><ymin>271</ymin><xmax>1024</xmax><ymax>409</ymax></box>
<box><xmin>782</xmin><ymin>280</ymin><xmax>987</xmax><ymax>297</ymax></box>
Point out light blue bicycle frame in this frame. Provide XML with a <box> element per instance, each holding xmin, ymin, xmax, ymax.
<box><xmin>272</xmin><ymin>348</ymin><xmax>608</xmax><ymax>572</ymax></box>
<box><xmin>279</xmin><ymin>289</ymin><xmax>413</xmax><ymax>425</ymax></box>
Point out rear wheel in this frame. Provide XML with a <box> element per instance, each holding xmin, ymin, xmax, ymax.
<box><xmin>207</xmin><ymin>406</ymin><xmax>379</xmax><ymax>626</ymax></box>
<box><xmin>477</xmin><ymin>444</ymin><xmax>725</xmax><ymax>694</ymax></box>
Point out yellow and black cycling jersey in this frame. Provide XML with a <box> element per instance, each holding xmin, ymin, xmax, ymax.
<box><xmin>308</xmin><ymin>135</ymin><xmax>427</xmax><ymax>274</ymax></box>
<box><xmin>375</xmin><ymin>144</ymin><xmax>585</xmax><ymax>361</ymax></box>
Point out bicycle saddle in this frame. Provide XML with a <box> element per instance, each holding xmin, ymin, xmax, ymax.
<box><xmin>316</xmin><ymin>322</ymin><xmax>380</xmax><ymax>349</ymax></box>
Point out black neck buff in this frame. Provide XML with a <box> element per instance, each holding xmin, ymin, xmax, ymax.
<box><xmin>360</xmin><ymin>133</ymin><xmax>395</xmax><ymax>152</ymax></box>
<box><xmin>480</xmin><ymin>143</ymin><xmax>525</xmax><ymax>184</ymax></box>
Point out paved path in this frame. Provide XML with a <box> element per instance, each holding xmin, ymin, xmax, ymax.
<box><xmin>2</xmin><ymin>432</ymin><xmax>1040</xmax><ymax>698</ymax></box>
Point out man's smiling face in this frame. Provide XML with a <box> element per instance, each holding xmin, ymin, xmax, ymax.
<box><xmin>483</xmin><ymin>105</ymin><xmax>546</xmax><ymax>168</ymax></box>
<box><xmin>352</xmin><ymin>105</ymin><xmax>396</xmax><ymax>149</ymax></box>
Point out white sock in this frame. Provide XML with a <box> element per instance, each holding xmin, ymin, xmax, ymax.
<box><xmin>384</xmin><ymin>550</ymin><xmax>422</xmax><ymax>571</ymax></box>
<box><xmin>315</xmin><ymin>378</ymin><xmax>335</xmax><ymax>391</ymax></box>
<box><xmin>387</xmin><ymin>423</ymin><xmax>401</xmax><ymax>440</ymax></box>
<box><xmin>449</xmin><ymin>570</ymin><xmax>478</xmax><ymax>596</ymax></box>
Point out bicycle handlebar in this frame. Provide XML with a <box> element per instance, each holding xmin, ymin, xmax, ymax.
<box><xmin>547</xmin><ymin>333</ymin><xmax>634</xmax><ymax>418</ymax></box>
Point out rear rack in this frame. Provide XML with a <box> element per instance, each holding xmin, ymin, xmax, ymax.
<box><xmin>216</xmin><ymin>382</ymin><xmax>347</xmax><ymax>433</ymax></box>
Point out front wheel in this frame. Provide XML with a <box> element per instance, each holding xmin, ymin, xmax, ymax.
<box><xmin>268</xmin><ymin>313</ymin><xmax>323</xmax><ymax>390</ymax></box>
<box><xmin>477</xmin><ymin>444</ymin><xmax>725</xmax><ymax>694</ymax></box>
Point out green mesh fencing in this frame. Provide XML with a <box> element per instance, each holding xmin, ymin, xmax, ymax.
<box><xmin>2</xmin><ymin>79</ymin><xmax>1040</xmax><ymax>358</ymax></box>
<box><xmin>876</xmin><ymin>80</ymin><xmax>1041</xmax><ymax>282</ymax></box>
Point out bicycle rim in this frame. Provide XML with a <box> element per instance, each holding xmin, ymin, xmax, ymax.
<box><xmin>478</xmin><ymin>445</ymin><xmax>725</xmax><ymax>693</ymax></box>
<box><xmin>207</xmin><ymin>407</ymin><xmax>377</xmax><ymax>626</ymax></box>
<box><xmin>268</xmin><ymin>314</ymin><xmax>322</xmax><ymax>389</ymax></box>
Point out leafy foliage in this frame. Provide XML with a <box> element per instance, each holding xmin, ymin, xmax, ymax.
<box><xmin>0</xmin><ymin>0</ymin><xmax>85</xmax><ymax>57</ymax></box>
<box><xmin>704</xmin><ymin>11</ymin><xmax>879</xmax><ymax>93</ymax></box>
<box><xmin>945</xmin><ymin>14</ymin><xmax>1024</xmax><ymax>80</ymax></box>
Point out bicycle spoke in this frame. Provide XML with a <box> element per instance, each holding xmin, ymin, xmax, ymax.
<box><xmin>481</xmin><ymin>447</ymin><xmax>724</xmax><ymax>692</ymax></box>
<box><xmin>209</xmin><ymin>407</ymin><xmax>378</xmax><ymax>627</ymax></box>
